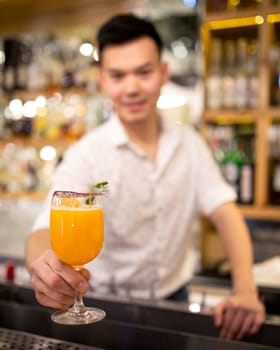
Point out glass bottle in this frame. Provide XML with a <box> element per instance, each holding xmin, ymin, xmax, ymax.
<box><xmin>16</xmin><ymin>39</ymin><xmax>31</xmax><ymax>90</ymax></box>
<box><xmin>272</xmin><ymin>47</ymin><xmax>280</xmax><ymax>106</ymax></box>
<box><xmin>235</xmin><ymin>38</ymin><xmax>249</xmax><ymax>109</ymax></box>
<box><xmin>222</xmin><ymin>136</ymin><xmax>245</xmax><ymax>198</ymax></box>
<box><xmin>222</xmin><ymin>40</ymin><xmax>236</xmax><ymax>109</ymax></box>
<box><xmin>239</xmin><ymin>131</ymin><xmax>255</xmax><ymax>204</ymax></box>
<box><xmin>3</xmin><ymin>38</ymin><xmax>18</xmax><ymax>91</ymax></box>
<box><xmin>206</xmin><ymin>38</ymin><xmax>223</xmax><ymax>110</ymax></box>
<box><xmin>269</xmin><ymin>124</ymin><xmax>280</xmax><ymax>205</ymax></box>
<box><xmin>247</xmin><ymin>40</ymin><xmax>259</xmax><ymax>109</ymax></box>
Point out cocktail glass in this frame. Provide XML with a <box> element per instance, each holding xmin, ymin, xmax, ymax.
<box><xmin>50</xmin><ymin>190</ymin><xmax>106</xmax><ymax>325</ymax></box>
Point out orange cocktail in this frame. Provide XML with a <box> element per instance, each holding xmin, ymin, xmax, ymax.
<box><xmin>49</xmin><ymin>189</ymin><xmax>108</xmax><ymax>325</ymax></box>
<box><xmin>50</xmin><ymin>205</ymin><xmax>104</xmax><ymax>267</ymax></box>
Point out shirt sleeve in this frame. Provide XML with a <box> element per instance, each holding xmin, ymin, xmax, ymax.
<box><xmin>190</xmin><ymin>129</ymin><xmax>237</xmax><ymax>215</ymax></box>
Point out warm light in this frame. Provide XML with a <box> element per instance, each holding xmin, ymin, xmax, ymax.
<box><xmin>183</xmin><ymin>0</ymin><xmax>197</xmax><ymax>8</ymax></box>
<box><xmin>189</xmin><ymin>303</ymin><xmax>201</xmax><ymax>313</ymax></box>
<box><xmin>255</xmin><ymin>16</ymin><xmax>264</xmax><ymax>25</ymax></box>
<box><xmin>40</xmin><ymin>146</ymin><xmax>57</xmax><ymax>161</ymax></box>
<box><xmin>171</xmin><ymin>40</ymin><xmax>188</xmax><ymax>59</ymax></box>
<box><xmin>75</xmin><ymin>104</ymin><xmax>86</xmax><ymax>117</ymax></box>
<box><xmin>64</xmin><ymin>105</ymin><xmax>75</xmax><ymax>119</ymax></box>
<box><xmin>80</xmin><ymin>43</ymin><xmax>94</xmax><ymax>57</ymax></box>
<box><xmin>22</xmin><ymin>100</ymin><xmax>37</xmax><ymax>118</ymax></box>
<box><xmin>4</xmin><ymin>106</ymin><xmax>14</xmax><ymax>119</ymax></box>
<box><xmin>9</xmin><ymin>99</ymin><xmax>23</xmax><ymax>116</ymax></box>
<box><xmin>157</xmin><ymin>95</ymin><xmax>187</xmax><ymax>110</ymax></box>
<box><xmin>35</xmin><ymin>95</ymin><xmax>47</xmax><ymax>108</ymax></box>
<box><xmin>37</xmin><ymin>107</ymin><xmax>47</xmax><ymax>117</ymax></box>
<box><xmin>267</xmin><ymin>13</ymin><xmax>280</xmax><ymax>23</ymax></box>
<box><xmin>0</xmin><ymin>50</ymin><xmax>5</xmax><ymax>65</ymax></box>
<box><xmin>208</xmin><ymin>16</ymin><xmax>263</xmax><ymax>30</ymax></box>
<box><xmin>93</xmin><ymin>48</ymin><xmax>99</xmax><ymax>61</ymax></box>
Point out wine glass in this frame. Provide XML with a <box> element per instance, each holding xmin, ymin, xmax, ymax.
<box><xmin>50</xmin><ymin>190</ymin><xmax>106</xmax><ymax>325</ymax></box>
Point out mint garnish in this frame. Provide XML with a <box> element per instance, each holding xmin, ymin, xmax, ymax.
<box><xmin>85</xmin><ymin>181</ymin><xmax>109</xmax><ymax>205</ymax></box>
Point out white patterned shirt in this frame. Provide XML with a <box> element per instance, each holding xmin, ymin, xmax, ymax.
<box><xmin>33</xmin><ymin>114</ymin><xmax>236</xmax><ymax>299</ymax></box>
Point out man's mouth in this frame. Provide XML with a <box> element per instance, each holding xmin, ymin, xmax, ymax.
<box><xmin>125</xmin><ymin>100</ymin><xmax>145</xmax><ymax>111</ymax></box>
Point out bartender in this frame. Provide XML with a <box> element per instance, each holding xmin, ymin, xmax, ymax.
<box><xmin>25</xmin><ymin>13</ymin><xmax>265</xmax><ymax>340</ymax></box>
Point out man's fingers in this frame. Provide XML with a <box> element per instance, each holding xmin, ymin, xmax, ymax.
<box><xmin>213</xmin><ymin>301</ymin><xmax>226</xmax><ymax>327</ymax></box>
<box><xmin>80</xmin><ymin>268</ymin><xmax>91</xmax><ymax>281</ymax></box>
<box><xmin>31</xmin><ymin>264</ymin><xmax>75</xmax><ymax>309</ymax></box>
<box><xmin>35</xmin><ymin>290</ymin><xmax>72</xmax><ymax>309</ymax></box>
<box><xmin>29</xmin><ymin>249</ymin><xmax>90</xmax><ymax>309</ymax></box>
<box><xmin>235</xmin><ymin>313</ymin><xmax>256</xmax><ymax>340</ymax></box>
<box><xmin>220</xmin><ymin>307</ymin><xmax>245</xmax><ymax>339</ymax></box>
<box><xmin>214</xmin><ymin>294</ymin><xmax>266</xmax><ymax>341</ymax></box>
<box><xmin>46</xmin><ymin>250</ymin><xmax>89</xmax><ymax>294</ymax></box>
<box><xmin>247</xmin><ymin>310</ymin><xmax>265</xmax><ymax>336</ymax></box>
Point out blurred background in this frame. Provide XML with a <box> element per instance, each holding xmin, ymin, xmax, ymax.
<box><xmin>0</xmin><ymin>0</ymin><xmax>280</xmax><ymax>315</ymax></box>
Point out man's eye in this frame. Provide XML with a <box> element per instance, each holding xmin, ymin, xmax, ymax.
<box><xmin>111</xmin><ymin>73</ymin><xmax>123</xmax><ymax>80</ymax></box>
<box><xmin>139</xmin><ymin>70</ymin><xmax>151</xmax><ymax>76</ymax></box>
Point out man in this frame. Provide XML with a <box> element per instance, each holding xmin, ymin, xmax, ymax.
<box><xmin>25</xmin><ymin>13</ymin><xmax>265</xmax><ymax>340</ymax></box>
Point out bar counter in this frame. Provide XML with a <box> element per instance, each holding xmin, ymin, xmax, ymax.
<box><xmin>0</xmin><ymin>281</ymin><xmax>279</xmax><ymax>350</ymax></box>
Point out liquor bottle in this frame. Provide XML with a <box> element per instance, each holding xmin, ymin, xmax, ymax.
<box><xmin>270</xmin><ymin>160</ymin><xmax>280</xmax><ymax>205</ymax></box>
<box><xmin>271</xmin><ymin>47</ymin><xmax>280</xmax><ymax>106</ymax></box>
<box><xmin>247</xmin><ymin>40</ymin><xmax>259</xmax><ymax>109</ymax></box>
<box><xmin>207</xmin><ymin>0</ymin><xmax>227</xmax><ymax>12</ymax></box>
<box><xmin>239</xmin><ymin>134</ymin><xmax>255</xmax><ymax>204</ymax></box>
<box><xmin>221</xmin><ymin>137</ymin><xmax>245</xmax><ymax>197</ymax></box>
<box><xmin>269</xmin><ymin>124</ymin><xmax>280</xmax><ymax>205</ymax></box>
<box><xmin>0</xmin><ymin>40</ymin><xmax>6</xmax><ymax>138</ymax></box>
<box><xmin>235</xmin><ymin>38</ymin><xmax>249</xmax><ymax>109</ymax></box>
<box><xmin>206</xmin><ymin>38</ymin><xmax>223</xmax><ymax>110</ymax></box>
<box><xmin>3</xmin><ymin>38</ymin><xmax>19</xmax><ymax>91</ymax></box>
<box><xmin>239</xmin><ymin>162</ymin><xmax>254</xmax><ymax>204</ymax></box>
<box><xmin>227</xmin><ymin>0</ymin><xmax>239</xmax><ymax>11</ymax></box>
<box><xmin>28</xmin><ymin>43</ymin><xmax>49</xmax><ymax>91</ymax></box>
<box><xmin>222</xmin><ymin>40</ymin><xmax>236</xmax><ymax>109</ymax></box>
<box><xmin>16</xmin><ymin>40</ymin><xmax>31</xmax><ymax>90</ymax></box>
<box><xmin>0</xmin><ymin>90</ymin><xmax>6</xmax><ymax>139</ymax></box>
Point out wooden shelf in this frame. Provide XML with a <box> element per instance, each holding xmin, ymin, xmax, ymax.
<box><xmin>203</xmin><ymin>109</ymin><xmax>258</xmax><ymax>124</ymax></box>
<box><xmin>202</xmin><ymin>3</ymin><xmax>280</xmax><ymax>220</ymax></box>
<box><xmin>205</xmin><ymin>4</ymin><xmax>280</xmax><ymax>24</ymax></box>
<box><xmin>205</xmin><ymin>8</ymin><xmax>266</xmax><ymax>25</ymax></box>
<box><xmin>240</xmin><ymin>205</ymin><xmax>280</xmax><ymax>221</ymax></box>
<box><xmin>267</xmin><ymin>107</ymin><xmax>280</xmax><ymax>119</ymax></box>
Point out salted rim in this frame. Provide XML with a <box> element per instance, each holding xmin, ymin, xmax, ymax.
<box><xmin>52</xmin><ymin>190</ymin><xmax>109</xmax><ymax>197</ymax></box>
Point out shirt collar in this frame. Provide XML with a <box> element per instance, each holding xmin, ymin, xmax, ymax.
<box><xmin>105</xmin><ymin>112</ymin><xmax>182</xmax><ymax>152</ymax></box>
<box><xmin>105</xmin><ymin>113</ymin><xmax>129</xmax><ymax>147</ymax></box>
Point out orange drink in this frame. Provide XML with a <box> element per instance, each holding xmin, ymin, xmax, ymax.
<box><xmin>49</xmin><ymin>189</ymin><xmax>108</xmax><ymax>325</ymax></box>
<box><xmin>50</xmin><ymin>205</ymin><xmax>104</xmax><ymax>267</ymax></box>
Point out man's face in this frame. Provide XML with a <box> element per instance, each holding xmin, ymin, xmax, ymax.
<box><xmin>99</xmin><ymin>37</ymin><xmax>169</xmax><ymax>125</ymax></box>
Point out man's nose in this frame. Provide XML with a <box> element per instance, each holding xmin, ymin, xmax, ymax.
<box><xmin>124</xmin><ymin>75</ymin><xmax>140</xmax><ymax>93</ymax></box>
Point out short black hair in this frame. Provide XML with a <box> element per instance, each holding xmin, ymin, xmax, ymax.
<box><xmin>97</xmin><ymin>13</ymin><xmax>163</xmax><ymax>62</ymax></box>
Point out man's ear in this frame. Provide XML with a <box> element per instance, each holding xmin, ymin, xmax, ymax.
<box><xmin>161</xmin><ymin>62</ymin><xmax>170</xmax><ymax>85</ymax></box>
<box><xmin>97</xmin><ymin>67</ymin><xmax>104</xmax><ymax>92</ymax></box>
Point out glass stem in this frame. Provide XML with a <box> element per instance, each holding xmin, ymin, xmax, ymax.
<box><xmin>69</xmin><ymin>292</ymin><xmax>87</xmax><ymax>314</ymax></box>
<box><xmin>69</xmin><ymin>266</ymin><xmax>87</xmax><ymax>314</ymax></box>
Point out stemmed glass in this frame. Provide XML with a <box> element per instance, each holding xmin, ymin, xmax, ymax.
<box><xmin>50</xmin><ymin>189</ymin><xmax>106</xmax><ymax>325</ymax></box>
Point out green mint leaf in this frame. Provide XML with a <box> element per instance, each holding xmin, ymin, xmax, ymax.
<box><xmin>86</xmin><ymin>181</ymin><xmax>109</xmax><ymax>205</ymax></box>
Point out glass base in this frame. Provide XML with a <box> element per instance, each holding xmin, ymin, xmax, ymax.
<box><xmin>51</xmin><ymin>307</ymin><xmax>106</xmax><ymax>325</ymax></box>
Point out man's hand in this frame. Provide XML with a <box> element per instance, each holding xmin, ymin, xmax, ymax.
<box><xmin>213</xmin><ymin>292</ymin><xmax>265</xmax><ymax>340</ymax></box>
<box><xmin>29</xmin><ymin>249</ymin><xmax>90</xmax><ymax>309</ymax></box>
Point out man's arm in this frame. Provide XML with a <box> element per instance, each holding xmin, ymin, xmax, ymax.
<box><xmin>209</xmin><ymin>201</ymin><xmax>265</xmax><ymax>340</ymax></box>
<box><xmin>25</xmin><ymin>229</ymin><xmax>51</xmax><ymax>272</ymax></box>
